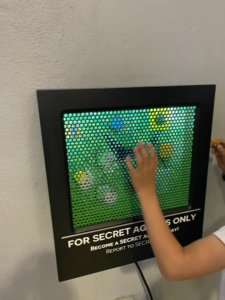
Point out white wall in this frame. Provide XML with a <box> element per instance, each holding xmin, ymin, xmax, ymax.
<box><xmin>0</xmin><ymin>1</ymin><xmax>225</xmax><ymax>299</ymax></box>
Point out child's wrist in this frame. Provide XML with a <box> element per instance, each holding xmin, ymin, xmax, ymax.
<box><xmin>137</xmin><ymin>187</ymin><xmax>156</xmax><ymax>202</ymax></box>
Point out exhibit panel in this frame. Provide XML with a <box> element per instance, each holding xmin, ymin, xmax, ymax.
<box><xmin>37</xmin><ymin>86</ymin><xmax>215</xmax><ymax>281</ymax></box>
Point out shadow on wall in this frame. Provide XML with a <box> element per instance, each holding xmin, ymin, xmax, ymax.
<box><xmin>0</xmin><ymin>251</ymin><xmax>73</xmax><ymax>300</ymax></box>
<box><xmin>120</xmin><ymin>258</ymin><xmax>219</xmax><ymax>300</ymax></box>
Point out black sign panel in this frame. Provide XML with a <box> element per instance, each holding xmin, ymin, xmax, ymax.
<box><xmin>61</xmin><ymin>209</ymin><xmax>202</xmax><ymax>280</ymax></box>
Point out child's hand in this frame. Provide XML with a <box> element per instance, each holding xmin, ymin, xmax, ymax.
<box><xmin>211</xmin><ymin>139</ymin><xmax>225</xmax><ymax>173</ymax></box>
<box><xmin>126</xmin><ymin>142</ymin><xmax>158</xmax><ymax>197</ymax></box>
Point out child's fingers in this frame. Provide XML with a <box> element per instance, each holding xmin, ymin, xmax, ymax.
<box><xmin>217</xmin><ymin>145</ymin><xmax>225</xmax><ymax>156</ymax></box>
<box><xmin>126</xmin><ymin>156</ymin><xmax>134</xmax><ymax>174</ymax></box>
<box><xmin>211</xmin><ymin>144</ymin><xmax>218</xmax><ymax>153</ymax></box>
<box><xmin>211</xmin><ymin>147</ymin><xmax>216</xmax><ymax>154</ymax></box>
<box><xmin>139</xmin><ymin>141</ymin><xmax>148</xmax><ymax>160</ymax></box>
<box><xmin>147</xmin><ymin>143</ymin><xmax>156</xmax><ymax>160</ymax></box>
<box><xmin>218</xmin><ymin>139</ymin><xmax>225</xmax><ymax>147</ymax></box>
<box><xmin>133</xmin><ymin>146</ymin><xmax>142</xmax><ymax>166</ymax></box>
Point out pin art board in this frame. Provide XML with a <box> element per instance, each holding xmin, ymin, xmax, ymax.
<box><xmin>37</xmin><ymin>85</ymin><xmax>215</xmax><ymax>281</ymax></box>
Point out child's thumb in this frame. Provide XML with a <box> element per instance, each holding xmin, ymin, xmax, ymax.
<box><xmin>217</xmin><ymin>145</ymin><xmax>225</xmax><ymax>156</ymax></box>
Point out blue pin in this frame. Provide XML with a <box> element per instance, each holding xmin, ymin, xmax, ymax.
<box><xmin>70</xmin><ymin>124</ymin><xmax>77</xmax><ymax>138</ymax></box>
<box><xmin>109</xmin><ymin>115</ymin><xmax>124</xmax><ymax>131</ymax></box>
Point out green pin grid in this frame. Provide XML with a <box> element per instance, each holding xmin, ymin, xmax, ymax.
<box><xmin>63</xmin><ymin>106</ymin><xmax>196</xmax><ymax>230</ymax></box>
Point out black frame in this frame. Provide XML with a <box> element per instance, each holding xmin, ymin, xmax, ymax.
<box><xmin>37</xmin><ymin>85</ymin><xmax>215</xmax><ymax>281</ymax></box>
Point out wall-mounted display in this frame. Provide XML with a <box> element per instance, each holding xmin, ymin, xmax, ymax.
<box><xmin>37</xmin><ymin>86</ymin><xmax>215</xmax><ymax>281</ymax></box>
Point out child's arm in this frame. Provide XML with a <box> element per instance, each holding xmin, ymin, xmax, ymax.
<box><xmin>126</xmin><ymin>142</ymin><xmax>225</xmax><ymax>280</ymax></box>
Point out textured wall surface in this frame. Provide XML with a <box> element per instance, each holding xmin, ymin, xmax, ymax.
<box><xmin>0</xmin><ymin>1</ymin><xmax>225</xmax><ymax>299</ymax></box>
